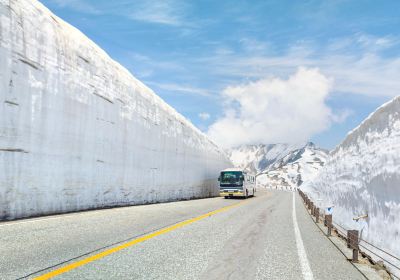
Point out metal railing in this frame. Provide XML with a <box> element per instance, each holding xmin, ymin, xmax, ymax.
<box><xmin>298</xmin><ymin>189</ymin><xmax>400</xmax><ymax>280</ymax></box>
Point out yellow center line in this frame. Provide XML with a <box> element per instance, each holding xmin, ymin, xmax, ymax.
<box><xmin>33</xmin><ymin>199</ymin><xmax>250</xmax><ymax>280</ymax></box>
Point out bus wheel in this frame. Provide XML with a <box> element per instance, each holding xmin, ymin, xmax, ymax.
<box><xmin>224</xmin><ymin>196</ymin><xmax>228</xmax><ymax>199</ymax></box>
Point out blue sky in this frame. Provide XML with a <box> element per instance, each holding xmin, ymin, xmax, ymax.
<box><xmin>40</xmin><ymin>0</ymin><xmax>400</xmax><ymax>149</ymax></box>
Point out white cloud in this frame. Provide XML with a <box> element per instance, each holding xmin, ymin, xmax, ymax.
<box><xmin>127</xmin><ymin>52</ymin><xmax>184</xmax><ymax>75</ymax></box>
<box><xmin>356</xmin><ymin>34</ymin><xmax>398</xmax><ymax>50</ymax></box>
<box><xmin>198</xmin><ymin>112</ymin><xmax>210</xmax><ymax>120</ymax></box>
<box><xmin>239</xmin><ymin>38</ymin><xmax>270</xmax><ymax>54</ymax></box>
<box><xmin>50</xmin><ymin>0</ymin><xmax>190</xmax><ymax>27</ymax></box>
<box><xmin>331</xmin><ymin>109</ymin><xmax>353</xmax><ymax>123</ymax></box>
<box><xmin>197</xmin><ymin>34</ymin><xmax>400</xmax><ymax>98</ymax></box>
<box><xmin>129</xmin><ymin>0</ymin><xmax>186</xmax><ymax>26</ymax></box>
<box><xmin>207</xmin><ymin>67</ymin><xmax>339</xmax><ymax>148</ymax></box>
<box><xmin>49</xmin><ymin>0</ymin><xmax>101</xmax><ymax>14</ymax></box>
<box><xmin>148</xmin><ymin>82</ymin><xmax>213</xmax><ymax>97</ymax></box>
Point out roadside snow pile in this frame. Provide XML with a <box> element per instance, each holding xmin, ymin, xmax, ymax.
<box><xmin>302</xmin><ymin>96</ymin><xmax>400</xmax><ymax>274</ymax></box>
<box><xmin>256</xmin><ymin>143</ymin><xmax>328</xmax><ymax>188</ymax></box>
<box><xmin>0</xmin><ymin>0</ymin><xmax>231</xmax><ymax>220</ymax></box>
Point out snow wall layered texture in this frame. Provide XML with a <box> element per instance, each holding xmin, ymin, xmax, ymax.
<box><xmin>303</xmin><ymin>96</ymin><xmax>400</xmax><ymax>272</ymax></box>
<box><xmin>0</xmin><ymin>0</ymin><xmax>232</xmax><ymax>220</ymax></box>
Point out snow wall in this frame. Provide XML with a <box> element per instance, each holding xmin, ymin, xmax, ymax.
<box><xmin>0</xmin><ymin>0</ymin><xmax>232</xmax><ymax>220</ymax></box>
<box><xmin>303</xmin><ymin>96</ymin><xmax>400</xmax><ymax>275</ymax></box>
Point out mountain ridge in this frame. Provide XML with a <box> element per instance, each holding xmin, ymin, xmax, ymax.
<box><xmin>229</xmin><ymin>142</ymin><xmax>328</xmax><ymax>188</ymax></box>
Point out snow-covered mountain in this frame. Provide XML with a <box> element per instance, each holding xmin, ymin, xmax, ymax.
<box><xmin>257</xmin><ymin>143</ymin><xmax>328</xmax><ymax>188</ymax></box>
<box><xmin>229</xmin><ymin>142</ymin><xmax>328</xmax><ymax>188</ymax></box>
<box><xmin>303</xmin><ymin>96</ymin><xmax>400</xmax><ymax>275</ymax></box>
<box><xmin>229</xmin><ymin>143</ymin><xmax>306</xmax><ymax>174</ymax></box>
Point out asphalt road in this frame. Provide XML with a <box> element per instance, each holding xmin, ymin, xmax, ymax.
<box><xmin>0</xmin><ymin>190</ymin><xmax>366</xmax><ymax>280</ymax></box>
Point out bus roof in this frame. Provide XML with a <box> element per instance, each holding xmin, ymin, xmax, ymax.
<box><xmin>221</xmin><ymin>168</ymin><xmax>245</xmax><ymax>172</ymax></box>
<box><xmin>221</xmin><ymin>168</ymin><xmax>256</xmax><ymax>176</ymax></box>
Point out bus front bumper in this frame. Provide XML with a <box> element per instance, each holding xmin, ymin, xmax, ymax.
<box><xmin>220</xmin><ymin>191</ymin><xmax>245</xmax><ymax>197</ymax></box>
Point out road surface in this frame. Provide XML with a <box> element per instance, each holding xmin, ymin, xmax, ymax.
<box><xmin>0</xmin><ymin>190</ymin><xmax>366</xmax><ymax>280</ymax></box>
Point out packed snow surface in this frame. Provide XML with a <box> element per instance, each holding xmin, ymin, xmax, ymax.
<box><xmin>303</xmin><ymin>96</ymin><xmax>400</xmax><ymax>275</ymax></box>
<box><xmin>0</xmin><ymin>0</ymin><xmax>231</xmax><ymax>220</ymax></box>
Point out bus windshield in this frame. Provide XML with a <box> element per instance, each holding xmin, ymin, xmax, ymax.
<box><xmin>220</xmin><ymin>171</ymin><xmax>242</xmax><ymax>184</ymax></box>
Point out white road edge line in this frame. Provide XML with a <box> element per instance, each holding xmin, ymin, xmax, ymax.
<box><xmin>0</xmin><ymin>210</ymin><xmax>115</xmax><ymax>227</ymax></box>
<box><xmin>0</xmin><ymin>197</ymin><xmax>225</xmax><ymax>228</ymax></box>
<box><xmin>0</xmin><ymin>215</ymin><xmax>75</xmax><ymax>227</ymax></box>
<box><xmin>292</xmin><ymin>191</ymin><xmax>314</xmax><ymax>280</ymax></box>
<box><xmin>0</xmin><ymin>204</ymin><xmax>141</xmax><ymax>228</ymax></box>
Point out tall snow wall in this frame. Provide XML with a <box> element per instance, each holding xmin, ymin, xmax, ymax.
<box><xmin>303</xmin><ymin>96</ymin><xmax>400</xmax><ymax>275</ymax></box>
<box><xmin>0</xmin><ymin>0</ymin><xmax>232</xmax><ymax>220</ymax></box>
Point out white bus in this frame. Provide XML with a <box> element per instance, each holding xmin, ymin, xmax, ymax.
<box><xmin>218</xmin><ymin>168</ymin><xmax>256</xmax><ymax>198</ymax></box>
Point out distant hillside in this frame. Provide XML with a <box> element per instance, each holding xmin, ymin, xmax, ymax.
<box><xmin>229</xmin><ymin>143</ymin><xmax>306</xmax><ymax>174</ymax></box>
<box><xmin>229</xmin><ymin>142</ymin><xmax>328</xmax><ymax>187</ymax></box>
<box><xmin>256</xmin><ymin>143</ymin><xmax>328</xmax><ymax>188</ymax></box>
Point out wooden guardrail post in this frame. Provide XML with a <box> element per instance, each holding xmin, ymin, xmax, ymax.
<box><xmin>315</xmin><ymin>208</ymin><xmax>320</xmax><ymax>223</ymax></box>
<box><xmin>347</xmin><ymin>230</ymin><xmax>359</xmax><ymax>262</ymax></box>
<box><xmin>347</xmin><ymin>230</ymin><xmax>354</xmax><ymax>248</ymax></box>
<box><xmin>325</xmin><ymin>214</ymin><xmax>332</xmax><ymax>236</ymax></box>
<box><xmin>310</xmin><ymin>201</ymin><xmax>314</xmax><ymax>213</ymax></box>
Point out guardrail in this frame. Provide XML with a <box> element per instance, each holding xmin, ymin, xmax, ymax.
<box><xmin>298</xmin><ymin>189</ymin><xmax>400</xmax><ymax>280</ymax></box>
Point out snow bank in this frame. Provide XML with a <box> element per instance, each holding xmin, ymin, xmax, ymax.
<box><xmin>0</xmin><ymin>0</ymin><xmax>231</xmax><ymax>220</ymax></box>
<box><xmin>303</xmin><ymin>96</ymin><xmax>400</xmax><ymax>275</ymax></box>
